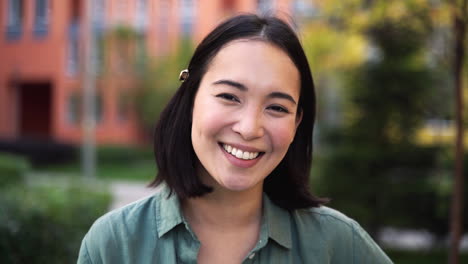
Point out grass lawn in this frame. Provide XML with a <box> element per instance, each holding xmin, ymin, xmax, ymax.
<box><xmin>36</xmin><ymin>159</ymin><xmax>157</xmax><ymax>182</ymax></box>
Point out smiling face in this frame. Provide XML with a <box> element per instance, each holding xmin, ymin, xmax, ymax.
<box><xmin>191</xmin><ymin>40</ymin><xmax>302</xmax><ymax>194</ymax></box>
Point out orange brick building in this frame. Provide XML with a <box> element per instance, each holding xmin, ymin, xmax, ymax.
<box><xmin>0</xmin><ymin>0</ymin><xmax>295</xmax><ymax>146</ymax></box>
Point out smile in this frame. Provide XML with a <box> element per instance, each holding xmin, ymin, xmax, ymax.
<box><xmin>221</xmin><ymin>143</ymin><xmax>261</xmax><ymax>160</ymax></box>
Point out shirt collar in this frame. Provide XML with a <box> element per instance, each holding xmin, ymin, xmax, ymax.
<box><xmin>154</xmin><ymin>185</ymin><xmax>293</xmax><ymax>249</ymax></box>
<box><xmin>263</xmin><ymin>194</ymin><xmax>292</xmax><ymax>249</ymax></box>
<box><xmin>154</xmin><ymin>184</ymin><xmax>185</xmax><ymax>238</ymax></box>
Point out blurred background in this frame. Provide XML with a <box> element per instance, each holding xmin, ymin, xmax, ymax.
<box><xmin>0</xmin><ymin>0</ymin><xmax>467</xmax><ymax>263</ymax></box>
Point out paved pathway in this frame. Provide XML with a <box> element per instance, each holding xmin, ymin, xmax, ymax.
<box><xmin>109</xmin><ymin>181</ymin><xmax>155</xmax><ymax>210</ymax></box>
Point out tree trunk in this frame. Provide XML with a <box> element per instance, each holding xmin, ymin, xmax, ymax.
<box><xmin>449</xmin><ymin>1</ymin><xmax>467</xmax><ymax>263</ymax></box>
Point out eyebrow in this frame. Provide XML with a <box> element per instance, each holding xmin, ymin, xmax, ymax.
<box><xmin>213</xmin><ymin>79</ymin><xmax>247</xmax><ymax>91</ymax></box>
<box><xmin>213</xmin><ymin>79</ymin><xmax>297</xmax><ymax>105</ymax></box>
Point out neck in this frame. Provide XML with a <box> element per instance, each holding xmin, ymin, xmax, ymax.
<box><xmin>182</xmin><ymin>184</ymin><xmax>263</xmax><ymax>229</ymax></box>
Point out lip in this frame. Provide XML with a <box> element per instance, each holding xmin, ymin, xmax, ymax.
<box><xmin>219</xmin><ymin>143</ymin><xmax>263</xmax><ymax>168</ymax></box>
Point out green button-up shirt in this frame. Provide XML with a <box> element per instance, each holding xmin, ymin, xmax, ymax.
<box><xmin>78</xmin><ymin>185</ymin><xmax>392</xmax><ymax>263</ymax></box>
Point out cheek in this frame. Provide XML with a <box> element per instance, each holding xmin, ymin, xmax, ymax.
<box><xmin>192</xmin><ymin>105</ymin><xmax>226</xmax><ymax>138</ymax></box>
<box><xmin>270</xmin><ymin>120</ymin><xmax>298</xmax><ymax>149</ymax></box>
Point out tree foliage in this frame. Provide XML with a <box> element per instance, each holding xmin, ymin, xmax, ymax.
<box><xmin>135</xmin><ymin>39</ymin><xmax>194</xmax><ymax>131</ymax></box>
<box><xmin>301</xmin><ymin>0</ymin><xmax>463</xmax><ymax>243</ymax></box>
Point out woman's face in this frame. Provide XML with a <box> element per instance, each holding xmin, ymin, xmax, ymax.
<box><xmin>191</xmin><ymin>40</ymin><xmax>302</xmax><ymax>193</ymax></box>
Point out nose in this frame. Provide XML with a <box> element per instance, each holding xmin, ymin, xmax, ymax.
<box><xmin>232</xmin><ymin>108</ymin><xmax>264</xmax><ymax>140</ymax></box>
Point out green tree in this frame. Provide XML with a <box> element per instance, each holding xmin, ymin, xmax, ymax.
<box><xmin>305</xmin><ymin>1</ymin><xmax>448</xmax><ymax>242</ymax></box>
<box><xmin>320</xmin><ymin>18</ymin><xmax>438</xmax><ymax>238</ymax></box>
<box><xmin>135</xmin><ymin>39</ymin><xmax>194</xmax><ymax>131</ymax></box>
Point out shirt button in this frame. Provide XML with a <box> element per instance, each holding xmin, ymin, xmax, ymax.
<box><xmin>249</xmin><ymin>253</ymin><xmax>255</xmax><ymax>259</ymax></box>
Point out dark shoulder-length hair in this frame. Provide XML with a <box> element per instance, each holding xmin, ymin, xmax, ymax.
<box><xmin>150</xmin><ymin>14</ymin><xmax>328</xmax><ymax>210</ymax></box>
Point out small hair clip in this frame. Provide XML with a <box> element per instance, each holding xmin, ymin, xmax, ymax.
<box><xmin>179</xmin><ymin>69</ymin><xmax>189</xmax><ymax>82</ymax></box>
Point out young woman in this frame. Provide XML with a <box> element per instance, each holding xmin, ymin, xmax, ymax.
<box><xmin>78</xmin><ymin>14</ymin><xmax>393</xmax><ymax>264</ymax></box>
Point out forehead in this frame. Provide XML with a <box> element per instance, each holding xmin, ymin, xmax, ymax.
<box><xmin>202</xmin><ymin>40</ymin><xmax>300</xmax><ymax>98</ymax></box>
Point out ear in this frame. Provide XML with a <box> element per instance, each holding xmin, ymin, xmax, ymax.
<box><xmin>295</xmin><ymin>109</ymin><xmax>303</xmax><ymax>130</ymax></box>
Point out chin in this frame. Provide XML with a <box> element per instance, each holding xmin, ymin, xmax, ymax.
<box><xmin>219</xmin><ymin>178</ymin><xmax>261</xmax><ymax>193</ymax></box>
<box><xmin>223</xmin><ymin>185</ymin><xmax>251</xmax><ymax>192</ymax></box>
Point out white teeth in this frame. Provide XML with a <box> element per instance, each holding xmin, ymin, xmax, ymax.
<box><xmin>232</xmin><ymin>148</ymin><xmax>238</xmax><ymax>156</ymax></box>
<box><xmin>222</xmin><ymin>144</ymin><xmax>260</xmax><ymax>160</ymax></box>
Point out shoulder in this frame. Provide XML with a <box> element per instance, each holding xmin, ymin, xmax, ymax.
<box><xmin>78</xmin><ymin>193</ymin><xmax>159</xmax><ymax>263</ymax></box>
<box><xmin>299</xmin><ymin>206</ymin><xmax>354</xmax><ymax>222</ymax></box>
<box><xmin>90</xmin><ymin>193</ymin><xmax>157</xmax><ymax>237</ymax></box>
<box><xmin>294</xmin><ymin>206</ymin><xmax>358</xmax><ymax>229</ymax></box>
<box><xmin>292</xmin><ymin>206</ymin><xmax>359</xmax><ymax>240</ymax></box>
<box><xmin>291</xmin><ymin>206</ymin><xmax>393</xmax><ymax>263</ymax></box>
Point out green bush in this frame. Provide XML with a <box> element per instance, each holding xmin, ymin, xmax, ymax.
<box><xmin>315</xmin><ymin>144</ymin><xmax>442</xmax><ymax>238</ymax></box>
<box><xmin>96</xmin><ymin>144</ymin><xmax>153</xmax><ymax>164</ymax></box>
<box><xmin>0</xmin><ymin>139</ymin><xmax>77</xmax><ymax>166</ymax></box>
<box><xmin>0</xmin><ymin>182</ymin><xmax>111</xmax><ymax>263</ymax></box>
<box><xmin>0</xmin><ymin>153</ymin><xmax>30</xmax><ymax>187</ymax></box>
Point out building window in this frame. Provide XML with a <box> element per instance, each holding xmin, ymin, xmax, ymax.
<box><xmin>93</xmin><ymin>0</ymin><xmax>106</xmax><ymax>74</ymax></box>
<box><xmin>93</xmin><ymin>0</ymin><xmax>105</xmax><ymax>30</ymax></box>
<box><xmin>135</xmin><ymin>0</ymin><xmax>148</xmax><ymax>32</ymax></box>
<box><xmin>71</xmin><ymin>0</ymin><xmax>81</xmax><ymax>21</ymax></box>
<box><xmin>257</xmin><ymin>0</ymin><xmax>275</xmax><ymax>14</ymax></box>
<box><xmin>180</xmin><ymin>0</ymin><xmax>195</xmax><ymax>36</ymax></box>
<box><xmin>67</xmin><ymin>0</ymin><xmax>81</xmax><ymax>76</ymax></box>
<box><xmin>6</xmin><ymin>0</ymin><xmax>24</xmax><ymax>40</ymax></box>
<box><xmin>292</xmin><ymin>0</ymin><xmax>318</xmax><ymax>21</ymax></box>
<box><xmin>67</xmin><ymin>22</ymin><xmax>80</xmax><ymax>76</ymax></box>
<box><xmin>95</xmin><ymin>94</ymin><xmax>103</xmax><ymax>123</ymax></box>
<box><xmin>117</xmin><ymin>93</ymin><xmax>130</xmax><ymax>122</ymax></box>
<box><xmin>92</xmin><ymin>34</ymin><xmax>106</xmax><ymax>74</ymax></box>
<box><xmin>34</xmin><ymin>0</ymin><xmax>50</xmax><ymax>37</ymax></box>
<box><xmin>67</xmin><ymin>93</ymin><xmax>81</xmax><ymax>124</ymax></box>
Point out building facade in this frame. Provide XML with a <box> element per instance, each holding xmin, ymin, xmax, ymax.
<box><xmin>0</xmin><ymin>0</ymin><xmax>294</xmax><ymax>146</ymax></box>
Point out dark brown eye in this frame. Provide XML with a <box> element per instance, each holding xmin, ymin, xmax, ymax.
<box><xmin>216</xmin><ymin>93</ymin><xmax>240</xmax><ymax>102</ymax></box>
<box><xmin>268</xmin><ymin>105</ymin><xmax>289</xmax><ymax>113</ymax></box>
